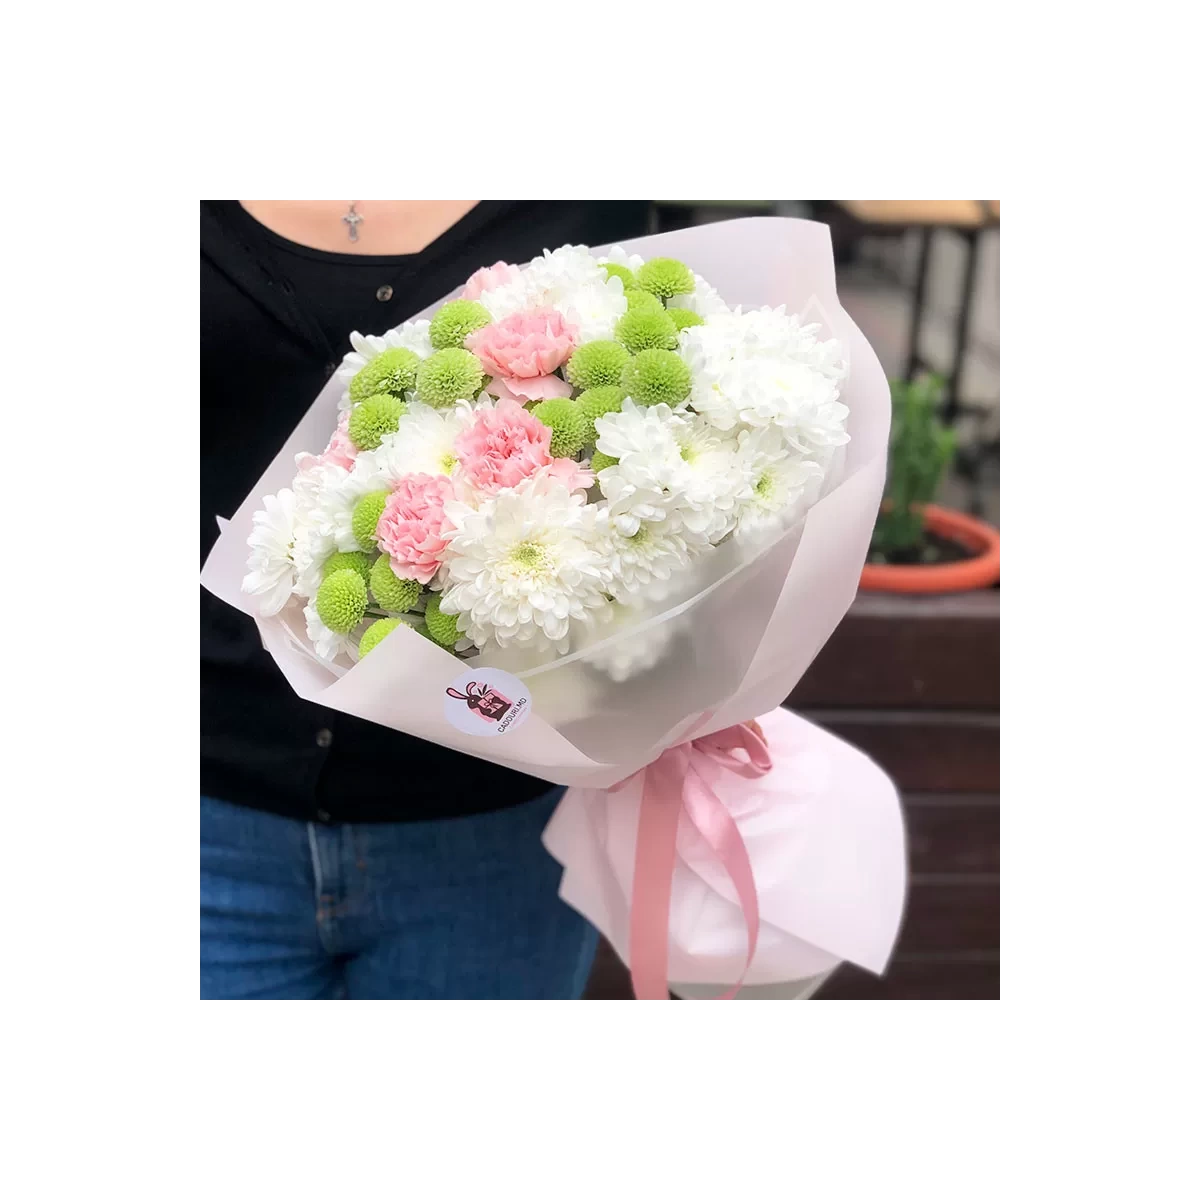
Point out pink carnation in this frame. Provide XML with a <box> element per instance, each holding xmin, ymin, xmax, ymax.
<box><xmin>296</xmin><ymin>408</ymin><xmax>357</xmax><ymax>473</ymax></box>
<box><xmin>454</xmin><ymin>397</ymin><xmax>554</xmax><ymax>494</ymax></box>
<box><xmin>483</xmin><ymin>374</ymin><xmax>573</xmax><ymax>404</ymax></box>
<box><xmin>463</xmin><ymin>261</ymin><xmax>522</xmax><ymax>301</ymax></box>
<box><xmin>466</xmin><ymin>308</ymin><xmax>579</xmax><ymax>402</ymax></box>
<box><xmin>540</xmin><ymin>458</ymin><xmax>595</xmax><ymax>493</ymax></box>
<box><xmin>468</xmin><ymin>309</ymin><xmax>577</xmax><ymax>378</ymax></box>
<box><xmin>376</xmin><ymin>473</ymin><xmax>456</xmax><ymax>586</ymax></box>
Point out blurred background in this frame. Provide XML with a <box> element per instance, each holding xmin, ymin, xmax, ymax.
<box><xmin>586</xmin><ymin>200</ymin><xmax>1001</xmax><ymax>1000</ymax></box>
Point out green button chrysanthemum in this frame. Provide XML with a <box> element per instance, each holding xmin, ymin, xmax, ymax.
<box><xmin>635</xmin><ymin>257</ymin><xmax>695</xmax><ymax>300</ymax></box>
<box><xmin>322</xmin><ymin>550</ymin><xmax>372</xmax><ymax>585</ymax></box>
<box><xmin>315</xmin><ymin>568</ymin><xmax>368</xmax><ymax>635</ymax></box>
<box><xmin>590</xmin><ymin>450</ymin><xmax>619</xmax><ymax>472</ymax></box>
<box><xmin>351</xmin><ymin>490</ymin><xmax>391</xmax><ymax>551</ymax></box>
<box><xmin>348</xmin><ymin>393</ymin><xmax>406</xmax><ymax>450</ymax></box>
<box><xmin>564</xmin><ymin>340</ymin><xmax>630</xmax><ymax>390</ymax></box>
<box><xmin>622</xmin><ymin>289</ymin><xmax>663</xmax><ymax>314</ymax></box>
<box><xmin>429</xmin><ymin>299</ymin><xmax>492</xmax><ymax>350</ymax></box>
<box><xmin>369</xmin><ymin>555</ymin><xmax>421</xmax><ymax>612</ymax></box>
<box><xmin>531</xmin><ymin>398</ymin><xmax>588</xmax><ymax>458</ymax></box>
<box><xmin>416</xmin><ymin>348</ymin><xmax>485</xmax><ymax>408</ymax></box>
<box><xmin>666</xmin><ymin>308</ymin><xmax>704</xmax><ymax>333</ymax></box>
<box><xmin>359</xmin><ymin>617</ymin><xmax>404</xmax><ymax>657</ymax></box>
<box><xmin>348</xmin><ymin>347</ymin><xmax>421</xmax><ymax>404</ymax></box>
<box><xmin>615</xmin><ymin>307</ymin><xmax>678</xmax><ymax>353</ymax></box>
<box><xmin>576</xmin><ymin>385</ymin><xmax>625</xmax><ymax>443</ymax></box>
<box><xmin>423</xmin><ymin>593</ymin><xmax>461</xmax><ymax>647</ymax></box>
<box><xmin>621</xmin><ymin>349</ymin><xmax>692</xmax><ymax>408</ymax></box>
<box><xmin>603</xmin><ymin>262</ymin><xmax>636</xmax><ymax>289</ymax></box>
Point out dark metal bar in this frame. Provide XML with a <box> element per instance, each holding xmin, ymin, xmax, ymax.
<box><xmin>945</xmin><ymin>228</ymin><xmax>981</xmax><ymax>423</ymax></box>
<box><xmin>905</xmin><ymin>227</ymin><xmax>933</xmax><ymax>381</ymax></box>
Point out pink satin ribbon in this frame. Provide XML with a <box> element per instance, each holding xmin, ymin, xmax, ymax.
<box><xmin>624</xmin><ymin>723</ymin><xmax>772</xmax><ymax>1000</ymax></box>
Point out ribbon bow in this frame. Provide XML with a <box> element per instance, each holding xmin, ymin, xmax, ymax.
<box><xmin>622</xmin><ymin>722</ymin><xmax>772</xmax><ymax>1000</ymax></box>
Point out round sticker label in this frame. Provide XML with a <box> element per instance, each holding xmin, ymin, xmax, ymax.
<box><xmin>443</xmin><ymin>668</ymin><xmax>533</xmax><ymax>738</ymax></box>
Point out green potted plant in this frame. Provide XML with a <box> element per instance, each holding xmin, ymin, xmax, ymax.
<box><xmin>861</xmin><ymin>374</ymin><xmax>1000</xmax><ymax>593</ymax></box>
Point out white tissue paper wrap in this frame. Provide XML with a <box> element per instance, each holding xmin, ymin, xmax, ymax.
<box><xmin>543</xmin><ymin>705</ymin><xmax>906</xmax><ymax>988</ymax></box>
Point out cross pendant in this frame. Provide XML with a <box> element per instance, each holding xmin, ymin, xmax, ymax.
<box><xmin>343</xmin><ymin>204</ymin><xmax>363</xmax><ymax>243</ymax></box>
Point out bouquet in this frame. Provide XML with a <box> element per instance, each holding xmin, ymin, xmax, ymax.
<box><xmin>202</xmin><ymin>218</ymin><xmax>906</xmax><ymax>998</ymax></box>
<box><xmin>238</xmin><ymin>244</ymin><xmax>847</xmax><ymax>676</ymax></box>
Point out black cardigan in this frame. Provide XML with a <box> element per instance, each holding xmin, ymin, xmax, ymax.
<box><xmin>201</xmin><ymin>200</ymin><xmax>651</xmax><ymax>824</ymax></box>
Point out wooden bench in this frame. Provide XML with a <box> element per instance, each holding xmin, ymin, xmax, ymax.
<box><xmin>789</xmin><ymin>589</ymin><xmax>1000</xmax><ymax>999</ymax></box>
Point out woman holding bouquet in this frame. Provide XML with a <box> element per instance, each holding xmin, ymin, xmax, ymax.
<box><xmin>201</xmin><ymin>200</ymin><xmax>651</xmax><ymax>1000</ymax></box>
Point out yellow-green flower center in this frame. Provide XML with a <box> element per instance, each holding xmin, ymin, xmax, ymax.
<box><xmin>626</xmin><ymin>526</ymin><xmax>652</xmax><ymax>547</ymax></box>
<box><xmin>755</xmin><ymin>469</ymin><xmax>778</xmax><ymax>499</ymax></box>
<box><xmin>510</xmin><ymin>540</ymin><xmax>551</xmax><ymax>573</ymax></box>
<box><xmin>440</xmin><ymin>452</ymin><xmax>457</xmax><ymax>474</ymax></box>
<box><xmin>678</xmin><ymin>443</ymin><xmax>696</xmax><ymax>463</ymax></box>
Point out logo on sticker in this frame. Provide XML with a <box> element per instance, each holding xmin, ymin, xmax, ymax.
<box><xmin>444</xmin><ymin>668</ymin><xmax>532</xmax><ymax>738</ymax></box>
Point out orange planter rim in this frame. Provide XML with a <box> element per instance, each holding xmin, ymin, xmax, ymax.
<box><xmin>860</xmin><ymin>504</ymin><xmax>1000</xmax><ymax>594</ymax></box>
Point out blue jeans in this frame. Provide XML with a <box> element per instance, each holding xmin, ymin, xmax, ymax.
<box><xmin>200</xmin><ymin>789</ymin><xmax>598</xmax><ymax>999</ymax></box>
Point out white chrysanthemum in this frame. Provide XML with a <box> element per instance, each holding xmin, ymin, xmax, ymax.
<box><xmin>731</xmin><ymin>426</ymin><xmax>825</xmax><ymax>544</ymax></box>
<box><xmin>365</xmin><ymin>400</ymin><xmax>471</xmax><ymax>482</ymax></box>
<box><xmin>292</xmin><ymin>524</ymin><xmax>337</xmax><ymax>600</ymax></box>
<box><xmin>476</xmin><ymin>268</ymin><xmax>540</xmax><ymax>322</ymax></box>
<box><xmin>335</xmin><ymin>320</ymin><xmax>434</xmax><ymax>409</ymax></box>
<box><xmin>284</xmin><ymin>461</ymin><xmax>351</xmax><ymax>597</ymax></box>
<box><xmin>439</xmin><ymin>473</ymin><xmax>612</xmax><ymax>654</ymax></box>
<box><xmin>477</xmin><ymin>245</ymin><xmax>628</xmax><ymax>340</ymax></box>
<box><xmin>598</xmin><ymin>244</ymin><xmax>645</xmax><ymax>273</ymax></box>
<box><xmin>296</xmin><ymin>457</ymin><xmax>387</xmax><ymax>555</ymax></box>
<box><xmin>552</xmin><ymin>276</ymin><xmax>627</xmax><ymax>342</ymax></box>
<box><xmin>524</xmin><ymin>244</ymin><xmax>604</xmax><ymax>292</ymax></box>
<box><xmin>290</xmin><ymin>457</ymin><xmax>348</xmax><ymax>516</ymax></box>
<box><xmin>475</xmin><ymin>246</ymin><xmax>611</xmax><ymax>322</ymax></box>
<box><xmin>600</xmin><ymin>511</ymin><xmax>699</xmax><ymax>605</ymax></box>
<box><xmin>507</xmin><ymin>244</ymin><xmax>628</xmax><ymax>341</ymax></box>
<box><xmin>678</xmin><ymin>307</ymin><xmax>849</xmax><ymax>457</ymax></box>
<box><xmin>594</xmin><ymin>401</ymin><xmax>751</xmax><ymax>540</ymax></box>
<box><xmin>303</xmin><ymin>599</ymin><xmax>355</xmax><ymax>664</ymax></box>
<box><xmin>242</xmin><ymin>489</ymin><xmax>298</xmax><ymax>616</ymax></box>
<box><xmin>665</xmin><ymin>271</ymin><xmax>730</xmax><ymax>319</ymax></box>
<box><xmin>582</xmin><ymin>601</ymin><xmax>680</xmax><ymax>682</ymax></box>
